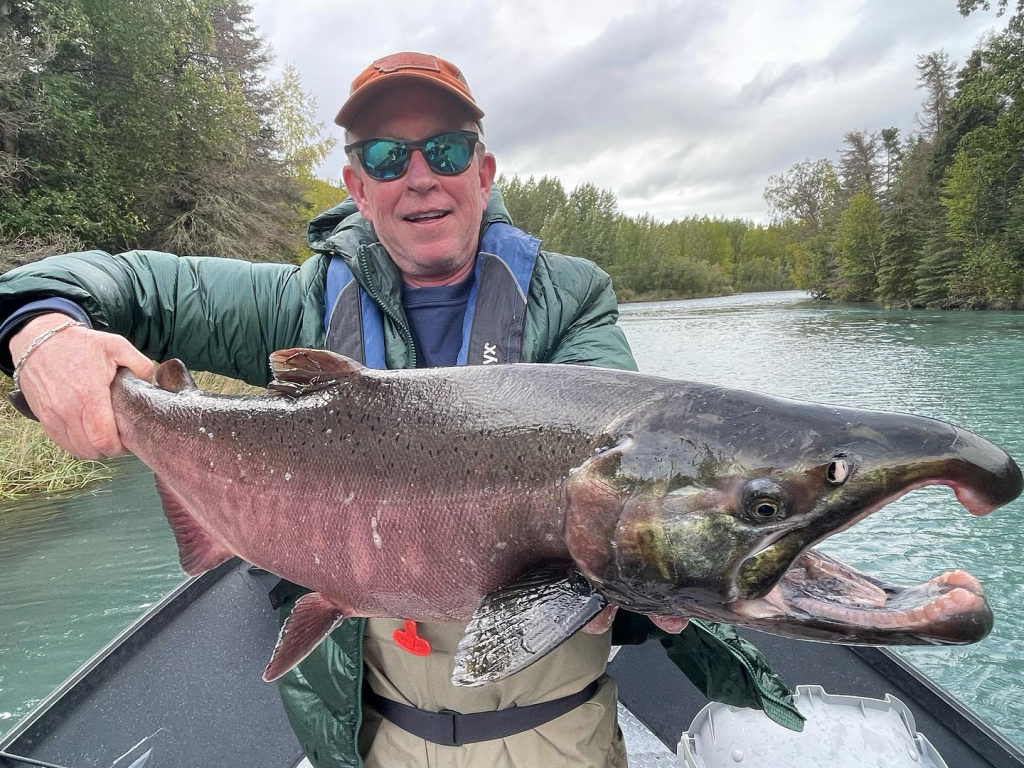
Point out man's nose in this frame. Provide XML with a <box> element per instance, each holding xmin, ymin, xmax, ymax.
<box><xmin>404</xmin><ymin>150</ymin><xmax>438</xmax><ymax>190</ymax></box>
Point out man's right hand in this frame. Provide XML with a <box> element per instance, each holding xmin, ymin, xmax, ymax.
<box><xmin>10</xmin><ymin>313</ymin><xmax>154</xmax><ymax>459</ymax></box>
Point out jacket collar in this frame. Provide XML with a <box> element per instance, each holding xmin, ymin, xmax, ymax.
<box><xmin>307</xmin><ymin>187</ymin><xmax>514</xmax><ymax>315</ymax></box>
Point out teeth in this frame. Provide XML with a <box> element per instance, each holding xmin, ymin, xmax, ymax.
<box><xmin>408</xmin><ymin>211</ymin><xmax>445</xmax><ymax>221</ymax></box>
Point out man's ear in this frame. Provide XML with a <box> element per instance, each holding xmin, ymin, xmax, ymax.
<box><xmin>478</xmin><ymin>151</ymin><xmax>496</xmax><ymax>206</ymax></box>
<box><xmin>343</xmin><ymin>163</ymin><xmax>372</xmax><ymax>223</ymax></box>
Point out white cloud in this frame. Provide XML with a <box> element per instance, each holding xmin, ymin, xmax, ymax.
<box><xmin>250</xmin><ymin>0</ymin><xmax>1006</xmax><ymax>223</ymax></box>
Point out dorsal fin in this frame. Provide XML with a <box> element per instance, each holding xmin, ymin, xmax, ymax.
<box><xmin>268</xmin><ymin>349</ymin><xmax>366</xmax><ymax>396</ymax></box>
<box><xmin>155</xmin><ymin>359</ymin><xmax>198</xmax><ymax>393</ymax></box>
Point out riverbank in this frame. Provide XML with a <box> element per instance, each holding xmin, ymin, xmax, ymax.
<box><xmin>617</xmin><ymin>287</ymin><xmax>738</xmax><ymax>303</ymax></box>
<box><xmin>0</xmin><ymin>372</ymin><xmax>258</xmax><ymax>500</ymax></box>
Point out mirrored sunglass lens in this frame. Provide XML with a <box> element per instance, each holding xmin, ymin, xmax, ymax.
<box><xmin>363</xmin><ymin>140</ymin><xmax>408</xmax><ymax>179</ymax></box>
<box><xmin>424</xmin><ymin>133</ymin><xmax>472</xmax><ymax>174</ymax></box>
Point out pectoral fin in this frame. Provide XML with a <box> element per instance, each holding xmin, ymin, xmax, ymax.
<box><xmin>263</xmin><ymin>592</ymin><xmax>349</xmax><ymax>681</ymax></box>
<box><xmin>452</xmin><ymin>566</ymin><xmax>606</xmax><ymax>687</ymax></box>
<box><xmin>155</xmin><ymin>476</ymin><xmax>233</xmax><ymax>576</ymax></box>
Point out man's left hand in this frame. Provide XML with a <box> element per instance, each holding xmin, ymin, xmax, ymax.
<box><xmin>581</xmin><ymin>606</ymin><xmax>689</xmax><ymax>635</ymax></box>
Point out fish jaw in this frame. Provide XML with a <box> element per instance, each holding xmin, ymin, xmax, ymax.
<box><xmin>726</xmin><ymin>550</ymin><xmax>993</xmax><ymax>645</ymax></box>
<box><xmin>566</xmin><ymin>387</ymin><xmax>1022</xmax><ymax>647</ymax></box>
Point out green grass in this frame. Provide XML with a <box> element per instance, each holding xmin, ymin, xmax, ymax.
<box><xmin>0</xmin><ymin>370</ymin><xmax>260</xmax><ymax>500</ymax></box>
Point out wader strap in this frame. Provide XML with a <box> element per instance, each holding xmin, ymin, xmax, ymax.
<box><xmin>363</xmin><ymin>680</ymin><xmax>600</xmax><ymax>746</ymax></box>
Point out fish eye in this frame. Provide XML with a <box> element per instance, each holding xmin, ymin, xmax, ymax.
<box><xmin>827</xmin><ymin>458</ymin><xmax>851</xmax><ymax>485</ymax></box>
<box><xmin>742</xmin><ymin>479</ymin><xmax>786</xmax><ymax>522</ymax></box>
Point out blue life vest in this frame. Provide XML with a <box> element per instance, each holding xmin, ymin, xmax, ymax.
<box><xmin>323</xmin><ymin>223</ymin><xmax>540</xmax><ymax>368</ymax></box>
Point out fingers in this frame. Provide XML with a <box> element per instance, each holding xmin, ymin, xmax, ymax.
<box><xmin>579</xmin><ymin>608</ymin><xmax>689</xmax><ymax>635</ymax></box>
<box><xmin>112</xmin><ymin>342</ymin><xmax>155</xmax><ymax>382</ymax></box>
<box><xmin>582</xmin><ymin>605</ymin><xmax>618</xmax><ymax>634</ymax></box>
<box><xmin>79</xmin><ymin>385</ymin><xmax>127</xmax><ymax>458</ymax></box>
<box><xmin>649</xmin><ymin>615</ymin><xmax>689</xmax><ymax>634</ymax></box>
<box><xmin>13</xmin><ymin>320</ymin><xmax>145</xmax><ymax>459</ymax></box>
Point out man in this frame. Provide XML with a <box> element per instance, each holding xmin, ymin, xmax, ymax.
<box><xmin>0</xmin><ymin>52</ymin><xmax>799</xmax><ymax>767</ymax></box>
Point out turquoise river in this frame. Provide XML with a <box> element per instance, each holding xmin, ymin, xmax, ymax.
<box><xmin>1</xmin><ymin>291</ymin><xmax>1022</xmax><ymax>747</ymax></box>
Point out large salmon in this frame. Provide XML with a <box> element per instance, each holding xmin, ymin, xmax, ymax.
<box><xmin>109</xmin><ymin>349</ymin><xmax>1023</xmax><ymax>686</ymax></box>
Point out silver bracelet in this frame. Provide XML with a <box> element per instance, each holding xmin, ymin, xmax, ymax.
<box><xmin>11</xmin><ymin>320</ymin><xmax>87</xmax><ymax>394</ymax></box>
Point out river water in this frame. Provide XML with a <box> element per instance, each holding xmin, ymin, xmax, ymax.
<box><xmin>1</xmin><ymin>291</ymin><xmax>1022</xmax><ymax>748</ymax></box>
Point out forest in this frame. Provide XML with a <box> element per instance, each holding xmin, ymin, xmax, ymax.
<box><xmin>1</xmin><ymin>0</ymin><xmax>1021</xmax><ymax>306</ymax></box>
<box><xmin>765</xmin><ymin>0</ymin><xmax>1024</xmax><ymax>308</ymax></box>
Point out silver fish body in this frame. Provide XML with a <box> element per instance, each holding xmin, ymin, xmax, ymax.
<box><xmin>110</xmin><ymin>349</ymin><xmax>1023</xmax><ymax>685</ymax></box>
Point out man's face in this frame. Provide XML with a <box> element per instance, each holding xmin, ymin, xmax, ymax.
<box><xmin>342</xmin><ymin>85</ymin><xmax>496</xmax><ymax>286</ymax></box>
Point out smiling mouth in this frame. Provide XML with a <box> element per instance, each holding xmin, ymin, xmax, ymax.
<box><xmin>405</xmin><ymin>210</ymin><xmax>451</xmax><ymax>223</ymax></box>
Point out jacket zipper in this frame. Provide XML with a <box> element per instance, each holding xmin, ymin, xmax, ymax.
<box><xmin>356</xmin><ymin>247</ymin><xmax>418</xmax><ymax>368</ymax></box>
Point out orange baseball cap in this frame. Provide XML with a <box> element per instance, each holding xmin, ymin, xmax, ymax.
<box><xmin>335</xmin><ymin>52</ymin><xmax>485</xmax><ymax>129</ymax></box>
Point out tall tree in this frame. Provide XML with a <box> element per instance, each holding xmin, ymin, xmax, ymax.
<box><xmin>913</xmin><ymin>210</ymin><xmax>963</xmax><ymax>308</ymax></box>
<box><xmin>915</xmin><ymin>50</ymin><xmax>957</xmax><ymax>141</ymax></box>
<box><xmin>879</xmin><ymin>127</ymin><xmax>903</xmax><ymax>204</ymax></box>
<box><xmin>931</xmin><ymin>51</ymin><xmax>1000</xmax><ymax>183</ymax></box>
<box><xmin>0</xmin><ymin>0</ymin><xmax>304</xmax><ymax>262</ymax></box>
<box><xmin>876</xmin><ymin>138</ymin><xmax>931</xmax><ymax>307</ymax></box>
<box><xmin>764</xmin><ymin>158</ymin><xmax>841</xmax><ymax>232</ymax></box>
<box><xmin>540</xmin><ymin>182</ymin><xmax>618</xmax><ymax>268</ymax></box>
<box><xmin>496</xmin><ymin>174</ymin><xmax>567</xmax><ymax>237</ymax></box>
<box><xmin>839</xmin><ymin>130</ymin><xmax>882</xmax><ymax>201</ymax></box>
<box><xmin>138</xmin><ymin>0</ymin><xmax>303</xmax><ymax>261</ymax></box>
<box><xmin>270</xmin><ymin>63</ymin><xmax>336</xmax><ymax>180</ymax></box>
<box><xmin>832</xmin><ymin>190</ymin><xmax>882</xmax><ymax>301</ymax></box>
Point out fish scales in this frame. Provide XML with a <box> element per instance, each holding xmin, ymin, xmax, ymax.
<box><xmin>113</xmin><ymin>363</ymin><xmax>657</xmax><ymax>620</ymax></box>
<box><xmin>106</xmin><ymin>349</ymin><xmax>1022</xmax><ymax>685</ymax></box>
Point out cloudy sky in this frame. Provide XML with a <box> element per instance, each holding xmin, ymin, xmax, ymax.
<box><xmin>249</xmin><ymin>0</ymin><xmax>1006</xmax><ymax>222</ymax></box>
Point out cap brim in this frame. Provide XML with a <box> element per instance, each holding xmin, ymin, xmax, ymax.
<box><xmin>335</xmin><ymin>72</ymin><xmax>485</xmax><ymax>129</ymax></box>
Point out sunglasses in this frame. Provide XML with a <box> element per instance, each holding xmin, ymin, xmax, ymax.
<box><xmin>344</xmin><ymin>130</ymin><xmax>481</xmax><ymax>181</ymax></box>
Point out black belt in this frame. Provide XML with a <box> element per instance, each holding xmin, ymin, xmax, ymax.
<box><xmin>363</xmin><ymin>680</ymin><xmax>601</xmax><ymax>747</ymax></box>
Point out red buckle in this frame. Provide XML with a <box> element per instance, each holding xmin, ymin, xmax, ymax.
<box><xmin>393</xmin><ymin>619</ymin><xmax>431</xmax><ymax>656</ymax></box>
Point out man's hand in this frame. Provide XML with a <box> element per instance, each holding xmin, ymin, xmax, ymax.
<box><xmin>10</xmin><ymin>313</ymin><xmax>153</xmax><ymax>459</ymax></box>
<box><xmin>581</xmin><ymin>605</ymin><xmax>689</xmax><ymax>635</ymax></box>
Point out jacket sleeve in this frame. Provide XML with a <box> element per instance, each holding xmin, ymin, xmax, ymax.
<box><xmin>542</xmin><ymin>261</ymin><xmax>637</xmax><ymax>372</ymax></box>
<box><xmin>0</xmin><ymin>250</ymin><xmax>311</xmax><ymax>385</ymax></box>
<box><xmin>612</xmin><ymin>614</ymin><xmax>804</xmax><ymax>731</ymax></box>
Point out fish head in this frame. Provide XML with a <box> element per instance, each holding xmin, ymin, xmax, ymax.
<box><xmin>565</xmin><ymin>386</ymin><xmax>1023</xmax><ymax>645</ymax></box>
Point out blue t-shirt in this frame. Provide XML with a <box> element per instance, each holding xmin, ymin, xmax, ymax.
<box><xmin>402</xmin><ymin>274</ymin><xmax>473</xmax><ymax>368</ymax></box>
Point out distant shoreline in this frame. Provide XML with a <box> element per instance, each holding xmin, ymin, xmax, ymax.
<box><xmin>617</xmin><ymin>288</ymin><xmax>805</xmax><ymax>304</ymax></box>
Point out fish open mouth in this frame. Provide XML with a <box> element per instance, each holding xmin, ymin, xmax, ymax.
<box><xmin>729</xmin><ymin>548</ymin><xmax>993</xmax><ymax>645</ymax></box>
<box><xmin>727</xmin><ymin>477</ymin><xmax>1001</xmax><ymax>645</ymax></box>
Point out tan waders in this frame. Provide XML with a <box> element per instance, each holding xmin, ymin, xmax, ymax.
<box><xmin>360</xmin><ymin>619</ymin><xmax>627</xmax><ymax>767</ymax></box>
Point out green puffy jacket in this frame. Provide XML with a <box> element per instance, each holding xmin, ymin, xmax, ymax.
<box><xmin>0</xmin><ymin>189</ymin><xmax>803</xmax><ymax>767</ymax></box>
